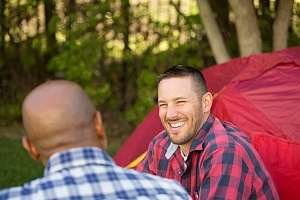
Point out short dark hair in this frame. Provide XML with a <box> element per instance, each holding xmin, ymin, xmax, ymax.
<box><xmin>157</xmin><ymin>65</ymin><xmax>208</xmax><ymax>98</ymax></box>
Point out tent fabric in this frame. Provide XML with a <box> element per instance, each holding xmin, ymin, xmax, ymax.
<box><xmin>201</xmin><ymin>46</ymin><xmax>300</xmax><ymax>95</ymax></box>
<box><xmin>250</xmin><ymin>133</ymin><xmax>300</xmax><ymax>199</ymax></box>
<box><xmin>212</xmin><ymin>63</ymin><xmax>300</xmax><ymax>141</ymax></box>
<box><xmin>113</xmin><ymin>106</ymin><xmax>163</xmax><ymax>167</ymax></box>
<box><xmin>113</xmin><ymin>46</ymin><xmax>300</xmax><ymax>199</ymax></box>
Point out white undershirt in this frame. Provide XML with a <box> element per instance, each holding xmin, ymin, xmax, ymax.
<box><xmin>180</xmin><ymin>148</ymin><xmax>188</xmax><ymax>169</ymax></box>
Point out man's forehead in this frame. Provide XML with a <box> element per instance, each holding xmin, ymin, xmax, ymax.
<box><xmin>159</xmin><ymin>77</ymin><xmax>192</xmax><ymax>89</ymax></box>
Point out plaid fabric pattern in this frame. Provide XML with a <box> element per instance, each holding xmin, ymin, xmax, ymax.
<box><xmin>0</xmin><ymin>147</ymin><xmax>191</xmax><ymax>200</ymax></box>
<box><xmin>136</xmin><ymin>115</ymin><xmax>279</xmax><ymax>200</ymax></box>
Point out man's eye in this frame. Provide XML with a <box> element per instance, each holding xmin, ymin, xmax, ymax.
<box><xmin>159</xmin><ymin>104</ymin><xmax>167</xmax><ymax>108</ymax></box>
<box><xmin>177</xmin><ymin>101</ymin><xmax>186</xmax><ymax>104</ymax></box>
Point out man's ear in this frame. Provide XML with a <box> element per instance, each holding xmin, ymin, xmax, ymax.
<box><xmin>22</xmin><ymin>136</ymin><xmax>41</xmax><ymax>161</ymax></box>
<box><xmin>93</xmin><ymin>111</ymin><xmax>107</xmax><ymax>150</ymax></box>
<box><xmin>202</xmin><ymin>92</ymin><xmax>213</xmax><ymax>112</ymax></box>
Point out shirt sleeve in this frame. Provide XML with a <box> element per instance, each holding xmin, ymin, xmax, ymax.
<box><xmin>199</xmin><ymin>147</ymin><xmax>253</xmax><ymax>199</ymax></box>
<box><xmin>136</xmin><ymin>141</ymin><xmax>154</xmax><ymax>174</ymax></box>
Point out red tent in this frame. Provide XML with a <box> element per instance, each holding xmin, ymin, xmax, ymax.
<box><xmin>113</xmin><ymin>46</ymin><xmax>300</xmax><ymax>199</ymax></box>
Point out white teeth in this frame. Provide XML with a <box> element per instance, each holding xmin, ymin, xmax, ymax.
<box><xmin>170</xmin><ymin>122</ymin><xmax>184</xmax><ymax>128</ymax></box>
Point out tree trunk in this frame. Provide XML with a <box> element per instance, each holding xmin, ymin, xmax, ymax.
<box><xmin>273</xmin><ymin>0</ymin><xmax>294</xmax><ymax>51</ymax></box>
<box><xmin>196</xmin><ymin>0</ymin><xmax>231</xmax><ymax>64</ymax></box>
<box><xmin>210</xmin><ymin>0</ymin><xmax>238</xmax><ymax>57</ymax></box>
<box><xmin>228</xmin><ymin>0</ymin><xmax>262</xmax><ymax>56</ymax></box>
<box><xmin>197</xmin><ymin>0</ymin><xmax>231</xmax><ymax>64</ymax></box>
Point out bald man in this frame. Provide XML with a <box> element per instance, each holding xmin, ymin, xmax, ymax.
<box><xmin>0</xmin><ymin>80</ymin><xmax>191</xmax><ymax>200</ymax></box>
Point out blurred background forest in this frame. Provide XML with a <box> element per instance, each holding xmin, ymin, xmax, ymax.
<box><xmin>1</xmin><ymin>0</ymin><xmax>300</xmax><ymax>155</ymax></box>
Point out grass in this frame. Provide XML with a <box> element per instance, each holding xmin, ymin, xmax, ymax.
<box><xmin>0</xmin><ymin>135</ymin><xmax>44</xmax><ymax>189</ymax></box>
<box><xmin>0</xmin><ymin>125</ymin><xmax>122</xmax><ymax>189</ymax></box>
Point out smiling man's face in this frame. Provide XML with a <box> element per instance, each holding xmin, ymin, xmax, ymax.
<box><xmin>158</xmin><ymin>77</ymin><xmax>205</xmax><ymax>148</ymax></box>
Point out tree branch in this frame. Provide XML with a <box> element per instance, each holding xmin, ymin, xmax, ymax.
<box><xmin>228</xmin><ymin>0</ymin><xmax>262</xmax><ymax>56</ymax></box>
<box><xmin>196</xmin><ymin>0</ymin><xmax>231</xmax><ymax>63</ymax></box>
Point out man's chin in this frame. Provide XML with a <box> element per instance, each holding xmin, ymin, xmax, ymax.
<box><xmin>169</xmin><ymin>136</ymin><xmax>184</xmax><ymax>145</ymax></box>
<box><xmin>170</xmin><ymin>140</ymin><xmax>186</xmax><ymax>146</ymax></box>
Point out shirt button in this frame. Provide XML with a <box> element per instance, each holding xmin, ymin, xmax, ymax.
<box><xmin>178</xmin><ymin>172</ymin><xmax>181</xmax><ymax>174</ymax></box>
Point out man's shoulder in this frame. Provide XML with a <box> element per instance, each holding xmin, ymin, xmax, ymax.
<box><xmin>0</xmin><ymin>186</ymin><xmax>22</xmax><ymax>199</ymax></box>
<box><xmin>118</xmin><ymin>167</ymin><xmax>190</xmax><ymax>199</ymax></box>
<box><xmin>141</xmin><ymin>175</ymin><xmax>191</xmax><ymax>199</ymax></box>
<box><xmin>150</xmin><ymin>129</ymin><xmax>170</xmax><ymax>147</ymax></box>
<box><xmin>0</xmin><ymin>166</ymin><xmax>191</xmax><ymax>200</ymax></box>
<box><xmin>212</xmin><ymin>116</ymin><xmax>242</xmax><ymax>133</ymax></box>
<box><xmin>0</xmin><ymin>178</ymin><xmax>42</xmax><ymax>199</ymax></box>
<box><xmin>206</xmin><ymin>116</ymin><xmax>251</xmax><ymax>150</ymax></box>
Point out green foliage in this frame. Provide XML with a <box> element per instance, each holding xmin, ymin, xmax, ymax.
<box><xmin>258</xmin><ymin>18</ymin><xmax>273</xmax><ymax>52</ymax></box>
<box><xmin>1</xmin><ymin>0</ymin><xmax>300</xmax><ymax>136</ymax></box>
<box><xmin>0</xmin><ymin>136</ymin><xmax>44</xmax><ymax>188</ymax></box>
<box><xmin>85</xmin><ymin>83</ymin><xmax>111</xmax><ymax>106</ymax></box>
<box><xmin>48</xmin><ymin>16</ymin><xmax>60</xmax><ymax>34</ymax></box>
<box><xmin>107</xmin><ymin>142</ymin><xmax>122</xmax><ymax>157</ymax></box>
<box><xmin>47</xmin><ymin>33</ymin><xmax>104</xmax><ymax>82</ymax></box>
<box><xmin>0</xmin><ymin>103</ymin><xmax>22</xmax><ymax>120</ymax></box>
<box><xmin>126</xmin><ymin>69</ymin><xmax>157</xmax><ymax>125</ymax></box>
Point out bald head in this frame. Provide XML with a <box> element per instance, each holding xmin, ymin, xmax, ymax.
<box><xmin>22</xmin><ymin>80</ymin><xmax>106</xmax><ymax>164</ymax></box>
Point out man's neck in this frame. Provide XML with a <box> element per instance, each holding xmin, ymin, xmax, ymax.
<box><xmin>179</xmin><ymin>145</ymin><xmax>189</xmax><ymax>157</ymax></box>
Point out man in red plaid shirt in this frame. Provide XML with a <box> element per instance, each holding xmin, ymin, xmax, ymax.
<box><xmin>136</xmin><ymin>65</ymin><xmax>279</xmax><ymax>200</ymax></box>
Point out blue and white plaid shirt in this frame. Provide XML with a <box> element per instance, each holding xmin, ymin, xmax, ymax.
<box><xmin>0</xmin><ymin>147</ymin><xmax>191</xmax><ymax>200</ymax></box>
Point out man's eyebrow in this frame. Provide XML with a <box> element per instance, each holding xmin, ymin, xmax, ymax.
<box><xmin>158</xmin><ymin>97</ymin><xmax>188</xmax><ymax>103</ymax></box>
<box><xmin>157</xmin><ymin>100</ymin><xmax>165</xmax><ymax>104</ymax></box>
<box><xmin>175</xmin><ymin>97</ymin><xmax>188</xmax><ymax>100</ymax></box>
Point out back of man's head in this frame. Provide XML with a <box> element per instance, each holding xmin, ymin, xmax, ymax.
<box><xmin>21</xmin><ymin>80</ymin><xmax>107</xmax><ymax>165</ymax></box>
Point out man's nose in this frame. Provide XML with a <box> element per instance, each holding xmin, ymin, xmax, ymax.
<box><xmin>166</xmin><ymin>104</ymin><xmax>179</xmax><ymax>118</ymax></box>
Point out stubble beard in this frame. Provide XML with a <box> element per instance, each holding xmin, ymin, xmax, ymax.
<box><xmin>163</xmin><ymin>120</ymin><xmax>195</xmax><ymax>145</ymax></box>
<box><xmin>167</xmin><ymin>131</ymin><xmax>194</xmax><ymax>145</ymax></box>
<box><xmin>164</xmin><ymin>108</ymin><xmax>203</xmax><ymax>146</ymax></box>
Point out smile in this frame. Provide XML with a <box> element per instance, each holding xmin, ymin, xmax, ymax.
<box><xmin>170</xmin><ymin>122</ymin><xmax>185</xmax><ymax>128</ymax></box>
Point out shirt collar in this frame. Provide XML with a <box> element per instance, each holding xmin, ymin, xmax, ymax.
<box><xmin>165</xmin><ymin>142</ymin><xmax>178</xmax><ymax>159</ymax></box>
<box><xmin>44</xmin><ymin>146</ymin><xmax>114</xmax><ymax>176</ymax></box>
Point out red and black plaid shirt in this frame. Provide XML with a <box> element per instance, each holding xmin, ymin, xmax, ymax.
<box><xmin>136</xmin><ymin>115</ymin><xmax>279</xmax><ymax>200</ymax></box>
